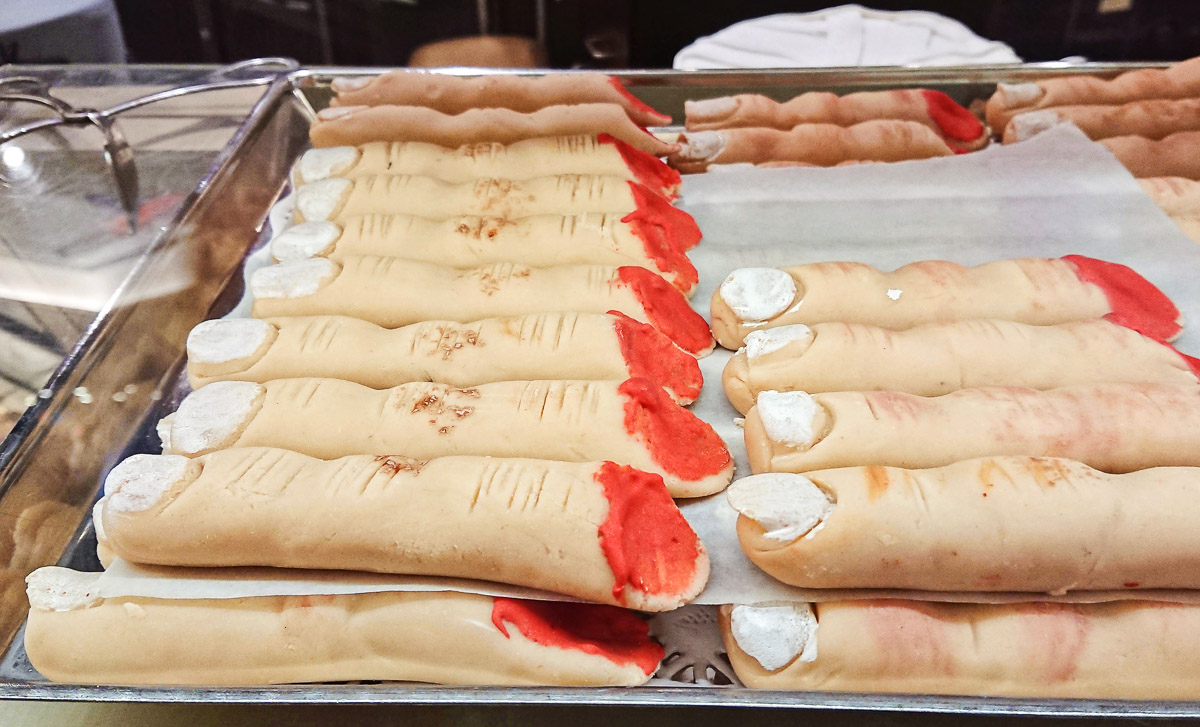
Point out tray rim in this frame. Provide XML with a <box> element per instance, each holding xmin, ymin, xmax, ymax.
<box><xmin>1</xmin><ymin>681</ymin><xmax>1198</xmax><ymax>717</ymax></box>
<box><xmin>291</xmin><ymin>60</ymin><xmax>1169</xmax><ymax>82</ymax></box>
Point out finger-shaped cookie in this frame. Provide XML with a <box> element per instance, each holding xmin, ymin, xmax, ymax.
<box><xmin>719</xmin><ymin>599</ymin><xmax>1200</xmax><ymax>699</ymax></box>
<box><xmin>744</xmin><ymin>384</ymin><xmax>1200</xmax><ymax>474</ymax></box>
<box><xmin>1003</xmin><ymin>98</ymin><xmax>1200</xmax><ymax>143</ymax></box>
<box><xmin>685</xmin><ymin>90</ymin><xmax>987</xmax><ymax>151</ymax></box>
<box><xmin>186</xmin><ymin>313</ymin><xmax>703</xmax><ymax>404</ymax></box>
<box><xmin>710</xmin><ymin>256</ymin><xmax>1182</xmax><ymax>349</ymax></box>
<box><xmin>25</xmin><ymin>568</ymin><xmax>663</xmax><ymax>686</ymax></box>
<box><xmin>728</xmin><ymin>456</ymin><xmax>1200</xmax><ymax>592</ymax></box>
<box><xmin>249</xmin><ymin>259</ymin><xmax>714</xmax><ymax>356</ymax></box>
<box><xmin>292</xmin><ymin>136</ymin><xmax>681</xmax><ymax>200</ymax></box>
<box><xmin>1140</xmin><ymin>176</ymin><xmax>1200</xmax><ymax>216</ymax></box>
<box><xmin>722</xmin><ymin>320</ymin><xmax>1200</xmax><ymax>414</ymax></box>
<box><xmin>272</xmin><ymin>213</ymin><xmax>698</xmax><ymax>295</ymax></box>
<box><xmin>310</xmin><ymin>104</ymin><xmax>678</xmax><ymax>157</ymax></box>
<box><xmin>667</xmin><ymin>121</ymin><xmax>953</xmax><ymax>173</ymax></box>
<box><xmin>1103</xmin><ymin>130</ymin><xmax>1200</xmax><ymax>180</ymax></box>
<box><xmin>985</xmin><ymin>56</ymin><xmax>1200</xmax><ymax>132</ymax></box>
<box><xmin>329</xmin><ymin>71</ymin><xmax>671</xmax><ymax>127</ymax></box>
<box><xmin>95</xmin><ymin>450</ymin><xmax>710</xmax><ymax>608</ymax></box>
<box><xmin>293</xmin><ymin>175</ymin><xmax>692</xmax><ymax>235</ymax></box>
<box><xmin>159</xmin><ymin>378</ymin><xmax>732</xmax><ymax>498</ymax></box>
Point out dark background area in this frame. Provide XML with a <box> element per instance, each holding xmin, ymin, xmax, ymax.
<box><xmin>111</xmin><ymin>0</ymin><xmax>1200</xmax><ymax>68</ymax></box>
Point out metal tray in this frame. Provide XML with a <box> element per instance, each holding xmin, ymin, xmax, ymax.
<box><xmin>0</xmin><ymin>63</ymin><xmax>1195</xmax><ymax>716</ymax></box>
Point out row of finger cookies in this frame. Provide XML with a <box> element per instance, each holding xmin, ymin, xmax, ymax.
<box><xmin>25</xmin><ymin>70</ymin><xmax>726</xmax><ymax>687</ymax></box>
<box><xmin>990</xmin><ymin>55</ymin><xmax>1200</xmax><ymax>181</ymax></box>
<box><xmin>669</xmin><ymin>88</ymin><xmax>988</xmax><ymax>171</ymax></box>
<box><xmin>710</xmin><ymin>254</ymin><xmax>1200</xmax><ymax>697</ymax></box>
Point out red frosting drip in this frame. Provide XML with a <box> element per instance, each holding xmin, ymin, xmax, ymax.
<box><xmin>598</xmin><ymin>133</ymin><xmax>681</xmax><ymax>201</ymax></box>
<box><xmin>490</xmin><ymin>597</ymin><xmax>664</xmax><ymax>675</ymax></box>
<box><xmin>609</xmin><ymin>312</ymin><xmax>703</xmax><ymax>403</ymax></box>
<box><xmin>594</xmin><ymin>461</ymin><xmax>701</xmax><ymax>606</ymax></box>
<box><xmin>616</xmin><ymin>266</ymin><xmax>713</xmax><ymax>355</ymax></box>
<box><xmin>618</xmin><ymin>378</ymin><xmax>731</xmax><ymax>480</ymax></box>
<box><xmin>607</xmin><ymin>77</ymin><xmax>672</xmax><ymax>125</ymax></box>
<box><xmin>610</xmin><ymin>184</ymin><xmax>698</xmax><ymax>292</ymax></box>
<box><xmin>920</xmin><ymin>90</ymin><xmax>984</xmax><ymax>143</ymax></box>
<box><xmin>622</xmin><ymin>181</ymin><xmax>702</xmax><ymax>251</ymax></box>
<box><xmin>1063</xmin><ymin>255</ymin><xmax>1183</xmax><ymax>342</ymax></box>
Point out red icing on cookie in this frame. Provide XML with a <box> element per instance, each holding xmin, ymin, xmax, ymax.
<box><xmin>1062</xmin><ymin>255</ymin><xmax>1183</xmax><ymax>342</ymax></box>
<box><xmin>865</xmin><ymin>600</ymin><xmax>956</xmax><ymax>676</ymax></box>
<box><xmin>598</xmin><ymin>133</ymin><xmax>681</xmax><ymax>201</ymax></box>
<box><xmin>920</xmin><ymin>90</ymin><xmax>984</xmax><ymax>143</ymax></box>
<box><xmin>618</xmin><ymin>378</ymin><xmax>731</xmax><ymax>481</ymax></box>
<box><xmin>1017</xmin><ymin>603</ymin><xmax>1090</xmax><ymax>683</ymax></box>
<box><xmin>490</xmin><ymin>597</ymin><xmax>664</xmax><ymax>675</ymax></box>
<box><xmin>623</xmin><ymin>181</ymin><xmax>702</xmax><ymax>251</ymax></box>
<box><xmin>611</xmin><ymin>189</ymin><xmax>698</xmax><ymax>292</ymax></box>
<box><xmin>607</xmin><ymin>77</ymin><xmax>672</xmax><ymax>125</ymax></box>
<box><xmin>610</xmin><ymin>312</ymin><xmax>703</xmax><ymax>403</ymax></box>
<box><xmin>616</xmin><ymin>266</ymin><xmax>713</xmax><ymax>355</ymax></box>
<box><xmin>594</xmin><ymin>461</ymin><xmax>702</xmax><ymax>605</ymax></box>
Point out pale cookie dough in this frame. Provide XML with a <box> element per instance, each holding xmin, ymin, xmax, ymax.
<box><xmin>1169</xmin><ymin>215</ymin><xmax>1200</xmax><ymax>245</ymax></box>
<box><xmin>94</xmin><ymin>451</ymin><xmax>709</xmax><ymax>608</ymax></box>
<box><xmin>728</xmin><ymin>456</ymin><xmax>1200</xmax><ymax>592</ymax></box>
<box><xmin>290</xmin><ymin>174</ymin><xmax>687</xmax><ymax>228</ymax></box>
<box><xmin>667</xmin><ymin>120</ymin><xmax>953</xmax><ymax>173</ymax></box>
<box><xmin>25</xmin><ymin>567</ymin><xmax>663</xmax><ymax>686</ymax></box>
<box><xmin>158</xmin><ymin>379</ymin><xmax>732</xmax><ymax>498</ymax></box>
<box><xmin>722</xmin><ymin>319</ymin><xmax>1200</xmax><ymax>414</ymax></box>
<box><xmin>1003</xmin><ymin>98</ymin><xmax>1200</xmax><ymax>143</ymax></box>
<box><xmin>1103</xmin><ymin>130</ymin><xmax>1200</xmax><ymax>180</ymax></box>
<box><xmin>309</xmin><ymin>104</ymin><xmax>679</xmax><ymax>156</ymax></box>
<box><xmin>329</xmin><ymin>71</ymin><xmax>671</xmax><ymax>127</ymax></box>
<box><xmin>985</xmin><ymin>56</ymin><xmax>1200</xmax><ymax>133</ymax></box>
<box><xmin>710</xmin><ymin>257</ymin><xmax>1182</xmax><ymax>349</ymax></box>
<box><xmin>720</xmin><ymin>599</ymin><xmax>1200</xmax><ymax>699</ymax></box>
<box><xmin>290</xmin><ymin>137</ymin><xmax>681</xmax><ymax>200</ymax></box>
<box><xmin>271</xmin><ymin>213</ymin><xmax>699</xmax><ymax>296</ymax></box>
<box><xmin>744</xmin><ymin>384</ymin><xmax>1200</xmax><ymax>474</ymax></box>
<box><xmin>249</xmin><ymin>259</ymin><xmax>714</xmax><ymax>356</ymax></box>
<box><xmin>684</xmin><ymin>89</ymin><xmax>988</xmax><ymax>152</ymax></box>
<box><xmin>1139</xmin><ymin>177</ymin><xmax>1200</xmax><ymax>242</ymax></box>
<box><xmin>186</xmin><ymin>314</ymin><xmax>704</xmax><ymax>405</ymax></box>
<box><xmin>1140</xmin><ymin>176</ymin><xmax>1200</xmax><ymax>216</ymax></box>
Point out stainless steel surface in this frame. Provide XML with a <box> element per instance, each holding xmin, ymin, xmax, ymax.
<box><xmin>0</xmin><ymin>65</ymin><xmax>273</xmax><ymax>454</ymax></box>
<box><xmin>0</xmin><ymin>59</ymin><xmax>298</xmax><ymax>143</ymax></box>
<box><xmin>99</xmin><ymin>58</ymin><xmax>299</xmax><ymax>117</ymax></box>
<box><xmin>2</xmin><ymin>682</ymin><xmax>1200</xmax><ymax>716</ymax></box>
<box><xmin>0</xmin><ymin>67</ymin><xmax>304</xmax><ymax>684</ymax></box>
<box><xmin>0</xmin><ymin>58</ymin><xmax>298</xmax><ymax>228</ymax></box>
<box><xmin>94</xmin><ymin>113</ymin><xmax>140</xmax><ymax>232</ymax></box>
<box><xmin>0</xmin><ymin>62</ymin><xmax>1188</xmax><ymax>713</ymax></box>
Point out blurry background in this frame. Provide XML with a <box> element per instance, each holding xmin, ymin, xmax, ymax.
<box><xmin>5</xmin><ymin>0</ymin><xmax>1200</xmax><ymax>68</ymax></box>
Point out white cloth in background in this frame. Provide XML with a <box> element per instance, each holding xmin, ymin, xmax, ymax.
<box><xmin>673</xmin><ymin>4</ymin><xmax>1021</xmax><ymax>70</ymax></box>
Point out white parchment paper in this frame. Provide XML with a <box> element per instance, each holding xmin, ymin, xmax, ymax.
<box><xmin>93</xmin><ymin>124</ymin><xmax>1200</xmax><ymax>606</ymax></box>
<box><xmin>96</xmin><ymin>558</ymin><xmax>581</xmax><ymax>602</ymax></box>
